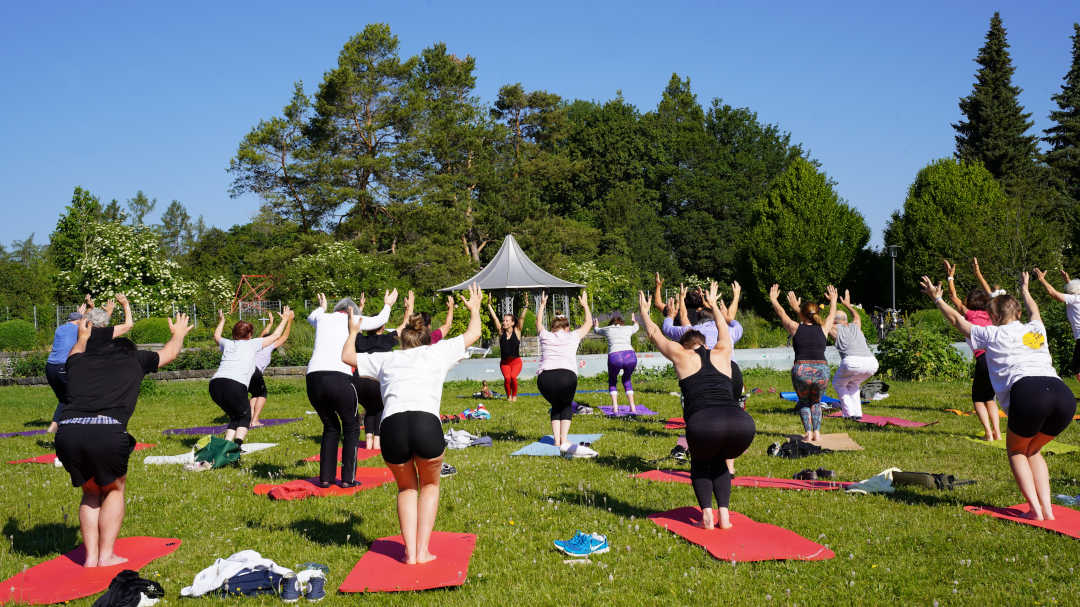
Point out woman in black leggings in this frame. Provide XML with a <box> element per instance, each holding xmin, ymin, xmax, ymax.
<box><xmin>639</xmin><ymin>282</ymin><xmax>755</xmax><ymax>530</ymax></box>
<box><xmin>535</xmin><ymin>291</ymin><xmax>592</xmax><ymax>454</ymax></box>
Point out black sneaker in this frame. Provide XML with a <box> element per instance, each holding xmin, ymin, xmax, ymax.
<box><xmin>793</xmin><ymin>469</ymin><xmax>817</xmax><ymax>481</ymax></box>
<box><xmin>670</xmin><ymin>445</ymin><xmax>688</xmax><ymax>463</ymax></box>
<box><xmin>815</xmin><ymin>468</ymin><xmax>836</xmax><ymax>480</ymax></box>
<box><xmin>440</xmin><ymin>463</ymin><xmax>457</xmax><ymax>477</ymax></box>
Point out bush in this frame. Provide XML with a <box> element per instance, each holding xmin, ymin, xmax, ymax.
<box><xmin>12</xmin><ymin>351</ymin><xmax>47</xmax><ymax>377</ymax></box>
<box><xmin>160</xmin><ymin>348</ymin><xmax>221</xmax><ymax>371</ymax></box>
<box><xmin>578</xmin><ymin>338</ymin><xmax>608</xmax><ymax>355</ymax></box>
<box><xmin>130</xmin><ymin>318</ymin><xmax>172</xmax><ymax>344</ymax></box>
<box><xmin>906</xmin><ymin>309</ymin><xmax>963</xmax><ymax>341</ymax></box>
<box><xmin>0</xmin><ymin>320</ymin><xmax>38</xmax><ymax>352</ymax></box>
<box><xmin>735</xmin><ymin>311</ymin><xmax>789</xmax><ymax>349</ymax></box>
<box><xmin>1037</xmin><ymin>294</ymin><xmax>1074</xmax><ymax>376</ymax></box>
<box><xmin>272</xmin><ymin>346</ymin><xmax>313</xmax><ymax>367</ymax></box>
<box><xmin>877</xmin><ymin>326</ymin><xmax>970</xmax><ymax>381</ymax></box>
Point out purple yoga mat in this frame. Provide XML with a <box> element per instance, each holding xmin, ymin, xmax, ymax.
<box><xmin>162</xmin><ymin>417</ymin><xmax>302</xmax><ymax>435</ymax></box>
<box><xmin>0</xmin><ymin>429</ymin><xmax>48</xmax><ymax>439</ymax></box>
<box><xmin>599</xmin><ymin>405</ymin><xmax>658</xmax><ymax>417</ymax></box>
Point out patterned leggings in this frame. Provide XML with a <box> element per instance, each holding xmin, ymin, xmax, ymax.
<box><xmin>792</xmin><ymin>361</ymin><xmax>829</xmax><ymax>432</ymax></box>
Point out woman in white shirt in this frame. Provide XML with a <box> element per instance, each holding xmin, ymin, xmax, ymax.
<box><xmin>307</xmin><ymin>291</ymin><xmax>396</xmax><ymax>488</ymax></box>
<box><xmin>593</xmin><ymin>313</ymin><xmax>640</xmax><ymax>411</ymax></box>
<box><xmin>535</xmin><ymin>291</ymin><xmax>592</xmax><ymax>455</ymax></box>
<box><xmin>342</xmin><ymin>283</ymin><xmax>483</xmax><ymax>566</ymax></box>
<box><xmin>921</xmin><ymin>272</ymin><xmax>1075</xmax><ymax>521</ymax></box>
<box><xmin>210</xmin><ymin>307</ymin><xmax>292</xmax><ymax>446</ymax></box>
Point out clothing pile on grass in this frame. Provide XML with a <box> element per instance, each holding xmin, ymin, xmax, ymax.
<box><xmin>440</xmin><ymin>404</ymin><xmax>491</xmax><ymax>424</ymax></box>
<box><xmin>92</xmin><ymin>570</ymin><xmax>164</xmax><ymax>607</ymax></box>
<box><xmin>845</xmin><ymin>468</ymin><xmax>976</xmax><ymax>495</ymax></box>
<box><xmin>444</xmin><ymin>428</ymin><xmax>493</xmax><ymax>450</ymax></box>
<box><xmin>180</xmin><ymin>550</ymin><xmax>326</xmax><ymax>599</ymax></box>
<box><xmin>143</xmin><ymin>436</ymin><xmax>258</xmax><ymax>471</ymax></box>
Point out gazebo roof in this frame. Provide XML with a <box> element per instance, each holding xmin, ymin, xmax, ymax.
<box><xmin>440</xmin><ymin>234</ymin><xmax>583</xmax><ymax>292</ymax></box>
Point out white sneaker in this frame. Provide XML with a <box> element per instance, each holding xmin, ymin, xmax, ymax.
<box><xmin>562</xmin><ymin>443</ymin><xmax>598</xmax><ymax>459</ymax></box>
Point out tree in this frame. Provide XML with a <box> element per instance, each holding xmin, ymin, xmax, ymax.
<box><xmin>48</xmin><ymin>187</ymin><xmax>105</xmax><ymax>274</ymax></box>
<box><xmin>1046</xmin><ymin>23</ymin><xmax>1080</xmax><ymax>201</ymax></box>
<box><xmin>10</xmin><ymin>234</ymin><xmax>45</xmax><ymax>268</ymax></box>
<box><xmin>126</xmin><ymin>190</ymin><xmax>157</xmax><ymax>225</ymax></box>
<box><xmin>102</xmin><ymin>199</ymin><xmax>127</xmax><ymax>223</ymax></box>
<box><xmin>158</xmin><ymin>200</ymin><xmax>191</xmax><ymax>257</ymax></box>
<box><xmin>281</xmin><ymin>241</ymin><xmax>401</xmax><ymax>301</ymax></box>
<box><xmin>745</xmin><ymin>158</ymin><xmax>870</xmax><ymax>303</ymax></box>
<box><xmin>953</xmin><ymin>12</ymin><xmax>1039</xmax><ymax>181</ymax></box>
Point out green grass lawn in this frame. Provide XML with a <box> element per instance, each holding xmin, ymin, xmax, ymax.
<box><xmin>1</xmin><ymin>370</ymin><xmax>1079</xmax><ymax>606</ymax></box>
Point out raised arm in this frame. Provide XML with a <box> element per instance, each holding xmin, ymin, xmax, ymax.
<box><xmin>157</xmin><ymin>313</ymin><xmax>194</xmax><ymax>367</ymax></box>
<box><xmin>840</xmin><ymin>289</ymin><xmax>861</xmax><ymax>328</ymax></box>
<box><xmin>263</xmin><ymin>306</ymin><xmax>292</xmax><ymax>344</ymax></box>
<box><xmin>652</xmin><ymin>273</ymin><xmax>667</xmax><ymax>312</ymax></box>
<box><xmin>213</xmin><ymin>309</ymin><xmax>226</xmax><ymax>345</ymax></box>
<box><xmin>461</xmin><ymin>284</ymin><xmax>484</xmax><ymax>348</ymax></box>
<box><xmin>574</xmin><ymin>291</ymin><xmax>593</xmax><ymax>340</ymax></box>
<box><xmin>677</xmin><ymin>284</ymin><xmax>691</xmax><ymax>327</ymax></box>
<box><xmin>353</xmin><ymin>289</ymin><xmax>397</xmax><ymax>332</ymax></box>
<box><xmin>68</xmin><ymin>318</ymin><xmax>92</xmax><ymax>358</ymax></box>
<box><xmin>638</xmin><ymin>290</ymin><xmax>687</xmax><ymax>362</ymax></box>
<box><xmin>395</xmin><ymin>290</ymin><xmax>415</xmax><ymax>334</ymax></box>
<box><xmin>725</xmin><ymin>281</ymin><xmax>741</xmax><ymax>324</ymax></box>
<box><xmin>944</xmin><ymin>260</ymin><xmax>968</xmax><ymax>312</ymax></box>
<box><xmin>1033</xmin><ymin>267</ymin><xmax>1067</xmax><ymax>303</ymax></box>
<box><xmin>309</xmin><ymin>293</ymin><xmax>327</xmax><ymax>327</ymax></box>
<box><xmin>270</xmin><ymin>311</ymin><xmax>294</xmax><ymax>349</ymax></box>
<box><xmin>703</xmin><ymin>282</ymin><xmax>732</xmax><ymax>355</ymax></box>
<box><xmin>259</xmin><ymin>312</ymin><xmax>275</xmax><ymax>338</ymax></box>
<box><xmin>112</xmin><ymin>294</ymin><xmax>133</xmax><ymax>338</ymax></box>
<box><xmin>972</xmin><ymin>258</ymin><xmax>992</xmax><ymax>294</ymax></box>
<box><xmin>921</xmin><ymin>276</ymin><xmax>974</xmax><ymax>337</ymax></box>
<box><xmin>535</xmin><ymin>292</ymin><xmax>548</xmax><ymax>333</ymax></box>
<box><xmin>486</xmin><ymin>300</ymin><xmax>501</xmax><ymax>329</ymax></box>
<box><xmin>821</xmin><ymin>285</ymin><xmax>839</xmax><ymax>336</ymax></box>
<box><xmin>769</xmin><ymin>284</ymin><xmax>800</xmax><ymax>335</ymax></box>
<box><xmin>436</xmin><ymin>295</ymin><xmax>455</xmax><ymax>337</ymax></box>
<box><xmin>1021</xmin><ymin>272</ymin><xmax>1041</xmax><ymax>323</ymax></box>
<box><xmin>516</xmin><ymin>298</ymin><xmax>527</xmax><ymax>335</ymax></box>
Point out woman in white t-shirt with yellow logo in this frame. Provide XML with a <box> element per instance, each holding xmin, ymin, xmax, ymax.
<box><xmin>921</xmin><ymin>272</ymin><xmax>1076</xmax><ymax>522</ymax></box>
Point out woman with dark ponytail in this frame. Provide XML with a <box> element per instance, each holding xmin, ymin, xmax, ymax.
<box><xmin>487</xmin><ymin>297</ymin><xmax>526</xmax><ymax>402</ymax></box>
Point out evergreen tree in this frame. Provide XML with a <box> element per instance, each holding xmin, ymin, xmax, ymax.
<box><xmin>158</xmin><ymin>200</ymin><xmax>192</xmax><ymax>257</ymax></box>
<box><xmin>48</xmin><ymin>187</ymin><xmax>104</xmax><ymax>273</ymax></box>
<box><xmin>1046</xmin><ymin>23</ymin><xmax>1080</xmax><ymax>200</ymax></box>
<box><xmin>126</xmin><ymin>190</ymin><xmax>157</xmax><ymax>225</ymax></box>
<box><xmin>953</xmin><ymin>12</ymin><xmax>1038</xmax><ymax>181</ymax></box>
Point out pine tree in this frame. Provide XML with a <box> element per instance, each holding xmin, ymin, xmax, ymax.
<box><xmin>1046</xmin><ymin>23</ymin><xmax>1080</xmax><ymax>200</ymax></box>
<box><xmin>953</xmin><ymin>12</ymin><xmax>1038</xmax><ymax>181</ymax></box>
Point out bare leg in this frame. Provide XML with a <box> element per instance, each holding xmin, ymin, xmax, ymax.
<box><xmin>387</xmin><ymin>461</ymin><xmax>420</xmax><ymax>564</ymax></box>
<box><xmin>550</xmin><ymin>420</ymin><xmax>562</xmax><ymax>447</ymax></box>
<box><xmin>250</xmin><ymin>397</ymin><xmax>266</xmax><ymax>426</ymax></box>
<box><xmin>1006</xmin><ymin>432</ymin><xmax>1044</xmax><ymax>520</ymax></box>
<box><xmin>973</xmin><ymin>402</ymin><xmax>994</xmax><ymax>441</ymax></box>
<box><xmin>559</xmin><ymin>419</ymin><xmax>571</xmax><ymax>447</ymax></box>
<box><xmin>717</xmin><ymin>507</ymin><xmax>732</xmax><ymax>529</ymax></box>
<box><xmin>224</xmin><ymin>429</ymin><xmax>236</xmax><ymax>442</ymax></box>
<box><xmin>699</xmin><ymin>507</ymin><xmax>715</xmax><ymax>530</ymax></box>
<box><xmin>609</xmin><ymin>391</ymin><xmax>619</xmax><ymax>407</ymax></box>
<box><xmin>372</xmin><ymin>435</ymin><xmax>381</xmax><ymax>450</ymax></box>
<box><xmin>986</xmin><ymin>400</ymin><xmax>1002</xmax><ymax>441</ymax></box>
<box><xmin>365</xmin><ymin>433</ymin><xmax>374</xmax><ymax>449</ymax></box>
<box><xmin>47</xmin><ymin>422</ymin><xmax>59</xmax><ymax>433</ymax></box>
<box><xmin>627</xmin><ymin>390</ymin><xmax>636</xmax><ymax>411</ymax></box>
<box><xmin>78</xmin><ymin>483</ymin><xmax>103</xmax><ymax>567</ymax></box>
<box><xmin>96</xmin><ymin>478</ymin><xmax>127</xmax><ymax>567</ymax></box>
<box><xmin>1027</xmin><ymin>433</ymin><xmax>1057</xmax><ymax>520</ymax></box>
<box><xmin>726</xmin><ymin>459</ymin><xmax>735</xmax><ymax>475</ymax></box>
<box><xmin>414</xmin><ymin>456</ymin><xmax>443</xmax><ymax>564</ymax></box>
<box><xmin>234</xmin><ymin>427</ymin><xmax>249</xmax><ymax>441</ymax></box>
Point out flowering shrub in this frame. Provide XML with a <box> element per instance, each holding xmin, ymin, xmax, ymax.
<box><xmin>202</xmin><ymin>275</ymin><xmax>235</xmax><ymax>309</ymax></box>
<box><xmin>281</xmin><ymin>242</ymin><xmax>398</xmax><ymax>299</ymax></box>
<box><xmin>561</xmin><ymin>260</ymin><xmax>633</xmax><ymax>313</ymax></box>
<box><xmin>877</xmin><ymin>325</ymin><xmax>970</xmax><ymax>381</ymax></box>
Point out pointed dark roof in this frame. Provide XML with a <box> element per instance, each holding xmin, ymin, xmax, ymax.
<box><xmin>440</xmin><ymin>234</ymin><xmax>583</xmax><ymax>291</ymax></box>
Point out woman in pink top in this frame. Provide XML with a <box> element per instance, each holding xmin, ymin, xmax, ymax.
<box><xmin>535</xmin><ymin>291</ymin><xmax>592</xmax><ymax>455</ymax></box>
<box><xmin>945</xmin><ymin>259</ymin><xmax>1000</xmax><ymax>440</ymax></box>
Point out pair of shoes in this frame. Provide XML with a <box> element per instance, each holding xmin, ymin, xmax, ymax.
<box><xmin>560</xmin><ymin>443</ymin><xmax>598</xmax><ymax>459</ymax></box>
<box><xmin>816</xmin><ymin>468</ymin><xmax>836</xmax><ymax>480</ymax></box>
<box><xmin>793</xmin><ymin>469</ymin><xmax>818</xmax><ymax>481</ymax></box>
<box><xmin>440</xmin><ymin>463</ymin><xmax>457</xmax><ymax>477</ymax></box>
<box><xmin>553</xmin><ymin>531</ymin><xmax>609</xmax><ymax>556</ymax></box>
<box><xmin>338</xmin><ymin>480</ymin><xmax>360</xmax><ymax>489</ymax></box>
<box><xmin>281</xmin><ymin>572</ymin><xmax>326</xmax><ymax>603</ymax></box>
<box><xmin>670</xmin><ymin>444</ymin><xmax>688</xmax><ymax>463</ymax></box>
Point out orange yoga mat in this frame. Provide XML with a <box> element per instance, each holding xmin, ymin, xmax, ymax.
<box><xmin>964</xmin><ymin>504</ymin><xmax>1080</xmax><ymax>539</ymax></box>
<box><xmin>338</xmin><ymin>532</ymin><xmax>476</xmax><ymax>592</ymax></box>
<box><xmin>0</xmin><ymin>537</ymin><xmax>180</xmax><ymax>605</ymax></box>
<box><xmin>649</xmin><ymin>507</ymin><xmax>834</xmax><ymax>562</ymax></box>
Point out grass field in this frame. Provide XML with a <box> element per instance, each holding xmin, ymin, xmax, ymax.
<box><xmin>1</xmin><ymin>370</ymin><xmax>1079</xmax><ymax>606</ymax></box>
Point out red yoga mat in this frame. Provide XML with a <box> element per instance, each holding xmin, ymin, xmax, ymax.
<box><xmin>7</xmin><ymin>443</ymin><xmax>156</xmax><ymax>465</ymax></box>
<box><xmin>826</xmin><ymin>412</ymin><xmax>937</xmax><ymax>428</ymax></box>
<box><xmin>634</xmin><ymin>470</ymin><xmax>852</xmax><ymax>491</ymax></box>
<box><xmin>338</xmin><ymin>532</ymin><xmax>476</xmax><ymax>592</ymax></box>
<box><xmin>664</xmin><ymin>417</ymin><xmax>686</xmax><ymax>430</ymax></box>
<box><xmin>649</xmin><ymin>507</ymin><xmax>834</xmax><ymax>562</ymax></box>
<box><xmin>301</xmin><ymin>445</ymin><xmax>381</xmax><ymax>463</ymax></box>
<box><xmin>252</xmin><ymin>467</ymin><xmax>394</xmax><ymax>500</ymax></box>
<box><xmin>0</xmin><ymin>536</ymin><xmax>181</xmax><ymax>605</ymax></box>
<box><xmin>964</xmin><ymin>503</ymin><xmax>1080</xmax><ymax>539</ymax></box>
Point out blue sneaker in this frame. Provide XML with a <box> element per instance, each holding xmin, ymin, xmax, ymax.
<box><xmin>304</xmin><ymin>574</ymin><xmax>326</xmax><ymax>602</ymax></box>
<box><xmin>279</xmin><ymin>573</ymin><xmax>301</xmax><ymax>603</ymax></box>
<box><xmin>584</xmin><ymin>533</ymin><xmax>609</xmax><ymax>555</ymax></box>
<box><xmin>553</xmin><ymin>531</ymin><xmax>591</xmax><ymax>556</ymax></box>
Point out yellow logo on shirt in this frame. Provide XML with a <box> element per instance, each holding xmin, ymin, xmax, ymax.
<box><xmin>1022</xmin><ymin>332</ymin><xmax>1045</xmax><ymax>350</ymax></box>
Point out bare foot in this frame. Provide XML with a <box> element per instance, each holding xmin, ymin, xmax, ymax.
<box><xmin>982</xmin><ymin>434</ymin><xmax>993</xmax><ymax>442</ymax></box>
<box><xmin>803</xmin><ymin>432</ymin><xmax>813</xmax><ymax>441</ymax></box>
<box><xmin>82</xmin><ymin>557</ymin><xmax>98</xmax><ymax>568</ymax></box>
<box><xmin>250</xmin><ymin>421</ymin><xmax>264</xmax><ymax>428</ymax></box>
<box><xmin>812</xmin><ymin>432</ymin><xmax>821</xmax><ymax>442</ymax></box>
<box><xmin>1020</xmin><ymin>509</ymin><xmax>1045</xmax><ymax>521</ymax></box>
<box><xmin>1044</xmin><ymin>506</ymin><xmax>1055</xmax><ymax>521</ymax></box>
<box><xmin>416</xmin><ymin>552</ymin><xmax>437</xmax><ymax>565</ymax></box>
<box><xmin>698</xmin><ymin>509</ymin><xmax>715</xmax><ymax>530</ymax></box>
<box><xmin>97</xmin><ymin>553</ymin><xmax>128</xmax><ymax>567</ymax></box>
<box><xmin>718</xmin><ymin>508</ymin><xmax>733</xmax><ymax>529</ymax></box>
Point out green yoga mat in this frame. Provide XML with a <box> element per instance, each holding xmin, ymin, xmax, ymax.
<box><xmin>964</xmin><ymin>436</ymin><xmax>1079</xmax><ymax>454</ymax></box>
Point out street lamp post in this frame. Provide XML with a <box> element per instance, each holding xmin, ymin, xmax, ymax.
<box><xmin>887</xmin><ymin>245</ymin><xmax>900</xmax><ymax>310</ymax></box>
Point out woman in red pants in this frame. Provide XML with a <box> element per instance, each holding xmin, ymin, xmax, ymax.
<box><xmin>487</xmin><ymin>297</ymin><xmax>527</xmax><ymax>401</ymax></box>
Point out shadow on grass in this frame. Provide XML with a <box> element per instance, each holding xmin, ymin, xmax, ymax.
<box><xmin>35</xmin><ymin>439</ymin><xmax>55</xmax><ymax>449</ymax></box>
<box><xmin>594</xmin><ymin>453</ymin><xmax>655</xmax><ymax>473</ymax></box>
<box><xmin>485</xmin><ymin>429</ymin><xmax>529</xmax><ymax>443</ymax></box>
<box><xmin>23</xmin><ymin>419</ymin><xmax>49</xmax><ymax>428</ymax></box>
<box><xmin>250</xmin><ymin>462</ymin><xmax>289</xmax><ymax>478</ymax></box>
<box><xmin>884</xmin><ymin>488</ymin><xmax>982</xmax><ymax>508</ymax></box>
<box><xmin>249</xmin><ymin>517</ymin><xmax>371</xmax><ymax>547</ymax></box>
<box><xmin>549</xmin><ymin>490</ymin><xmax>656</xmax><ymax>519</ymax></box>
<box><xmin>3</xmin><ymin>517</ymin><xmax>78</xmax><ymax>557</ymax></box>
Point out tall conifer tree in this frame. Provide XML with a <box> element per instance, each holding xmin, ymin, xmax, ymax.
<box><xmin>953</xmin><ymin>12</ymin><xmax>1038</xmax><ymax>181</ymax></box>
<box><xmin>1046</xmin><ymin>23</ymin><xmax>1080</xmax><ymax>200</ymax></box>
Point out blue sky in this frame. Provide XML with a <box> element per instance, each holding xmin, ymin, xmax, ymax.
<box><xmin>1</xmin><ymin>1</ymin><xmax>1076</xmax><ymax>250</ymax></box>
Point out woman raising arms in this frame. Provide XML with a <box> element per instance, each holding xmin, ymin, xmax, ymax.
<box><xmin>487</xmin><ymin>297</ymin><xmax>526</xmax><ymax>402</ymax></box>
<box><xmin>770</xmin><ymin>284</ymin><xmax>838</xmax><ymax>442</ymax></box>
<box><xmin>535</xmin><ymin>291</ymin><xmax>593</xmax><ymax>456</ymax></box>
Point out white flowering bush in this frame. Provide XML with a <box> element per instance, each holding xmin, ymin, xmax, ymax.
<box><xmin>203</xmin><ymin>275</ymin><xmax>235</xmax><ymax>308</ymax></box>
<box><xmin>561</xmin><ymin>260</ymin><xmax>632</xmax><ymax>313</ymax></box>
<box><xmin>281</xmin><ymin>241</ymin><xmax>398</xmax><ymax>300</ymax></box>
<box><xmin>60</xmin><ymin>222</ymin><xmax>196</xmax><ymax>314</ymax></box>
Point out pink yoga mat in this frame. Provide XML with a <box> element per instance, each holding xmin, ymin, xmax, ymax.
<box><xmin>253</xmin><ymin>467</ymin><xmax>394</xmax><ymax>500</ymax></box>
<box><xmin>826</xmin><ymin>412</ymin><xmax>937</xmax><ymax>428</ymax></box>
<box><xmin>649</xmin><ymin>507</ymin><xmax>834</xmax><ymax>561</ymax></box>
<box><xmin>964</xmin><ymin>504</ymin><xmax>1080</xmax><ymax>539</ymax></box>
<box><xmin>665</xmin><ymin>417</ymin><xmax>686</xmax><ymax>429</ymax></box>
<box><xmin>338</xmin><ymin>532</ymin><xmax>476</xmax><ymax>592</ymax></box>
<box><xmin>635</xmin><ymin>470</ymin><xmax>852</xmax><ymax>490</ymax></box>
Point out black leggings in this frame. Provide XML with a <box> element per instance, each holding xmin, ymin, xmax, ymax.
<box><xmin>380</xmin><ymin>411</ymin><xmax>445</xmax><ymax>465</ymax></box>
<box><xmin>686</xmin><ymin>406</ymin><xmax>756</xmax><ymax>509</ymax></box>
<box><xmin>209</xmin><ymin>378</ymin><xmax>252</xmax><ymax>430</ymax></box>
<box><xmin>306</xmin><ymin>371</ymin><xmax>361</xmax><ymax>484</ymax></box>
<box><xmin>538</xmin><ymin>369</ymin><xmax>577</xmax><ymax>421</ymax></box>
<box><xmin>1007</xmin><ymin>376</ymin><xmax>1077</xmax><ymax>438</ymax></box>
<box><xmin>45</xmin><ymin>362</ymin><xmax>69</xmax><ymax>423</ymax></box>
<box><xmin>353</xmin><ymin>375</ymin><xmax>384</xmax><ymax>436</ymax></box>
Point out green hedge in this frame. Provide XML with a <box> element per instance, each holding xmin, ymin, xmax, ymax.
<box><xmin>13</xmin><ymin>352</ymin><xmax>47</xmax><ymax>377</ymax></box>
<box><xmin>0</xmin><ymin>320</ymin><xmax>37</xmax><ymax>352</ymax></box>
<box><xmin>130</xmin><ymin>318</ymin><xmax>172</xmax><ymax>344</ymax></box>
<box><xmin>877</xmin><ymin>326</ymin><xmax>970</xmax><ymax>381</ymax></box>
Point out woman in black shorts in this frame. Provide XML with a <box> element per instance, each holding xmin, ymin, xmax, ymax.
<box><xmin>352</xmin><ymin>291</ymin><xmax>414</xmax><ymax>450</ymax></box>
<box><xmin>343</xmin><ymin>284</ymin><xmax>484</xmax><ymax>565</ymax></box>
<box><xmin>922</xmin><ymin>272</ymin><xmax>1076</xmax><ymax>520</ymax></box>
<box><xmin>638</xmin><ymin>282</ymin><xmax>755</xmax><ymax>530</ymax></box>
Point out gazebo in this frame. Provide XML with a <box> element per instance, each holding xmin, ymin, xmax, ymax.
<box><xmin>440</xmin><ymin>234</ymin><xmax>583</xmax><ymax>318</ymax></box>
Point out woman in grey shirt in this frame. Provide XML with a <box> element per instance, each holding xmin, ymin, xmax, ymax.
<box><xmin>829</xmin><ymin>290</ymin><xmax>878</xmax><ymax>419</ymax></box>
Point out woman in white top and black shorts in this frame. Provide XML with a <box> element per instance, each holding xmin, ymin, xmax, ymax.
<box><xmin>343</xmin><ymin>284</ymin><xmax>484</xmax><ymax>565</ymax></box>
<box><xmin>535</xmin><ymin>291</ymin><xmax>592</xmax><ymax>456</ymax></box>
<box><xmin>922</xmin><ymin>272</ymin><xmax>1076</xmax><ymax>521</ymax></box>
<box><xmin>307</xmin><ymin>291</ymin><xmax>395</xmax><ymax>488</ymax></box>
<box><xmin>210</xmin><ymin>307</ymin><xmax>292</xmax><ymax>446</ymax></box>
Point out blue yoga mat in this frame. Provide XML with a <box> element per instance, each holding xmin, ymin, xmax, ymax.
<box><xmin>517</xmin><ymin>389</ymin><xmax>610</xmax><ymax>397</ymax></box>
<box><xmin>779</xmin><ymin>391</ymin><xmax>840</xmax><ymax>405</ymax></box>
<box><xmin>510</xmin><ymin>433</ymin><xmax>604</xmax><ymax>456</ymax></box>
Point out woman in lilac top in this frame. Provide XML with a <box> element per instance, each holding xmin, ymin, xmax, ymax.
<box><xmin>535</xmin><ymin>291</ymin><xmax>592</xmax><ymax>456</ymax></box>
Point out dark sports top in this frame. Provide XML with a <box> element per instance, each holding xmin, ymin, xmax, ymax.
<box><xmin>61</xmin><ymin>338</ymin><xmax>159</xmax><ymax>427</ymax></box>
<box><xmin>355</xmin><ymin>330</ymin><xmax>398</xmax><ymax>355</ymax></box>
<box><xmin>500</xmin><ymin>331</ymin><xmax>520</xmax><ymax>361</ymax></box>
<box><xmin>678</xmin><ymin>347</ymin><xmax>736</xmax><ymax>418</ymax></box>
<box><xmin>792</xmin><ymin>324</ymin><xmax>827</xmax><ymax>361</ymax></box>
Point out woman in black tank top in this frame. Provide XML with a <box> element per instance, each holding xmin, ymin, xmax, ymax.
<box><xmin>769</xmin><ymin>284</ymin><xmax>838</xmax><ymax>442</ymax></box>
<box><xmin>639</xmin><ymin>283</ymin><xmax>755</xmax><ymax>530</ymax></box>
<box><xmin>487</xmin><ymin>299</ymin><xmax>526</xmax><ymax>401</ymax></box>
